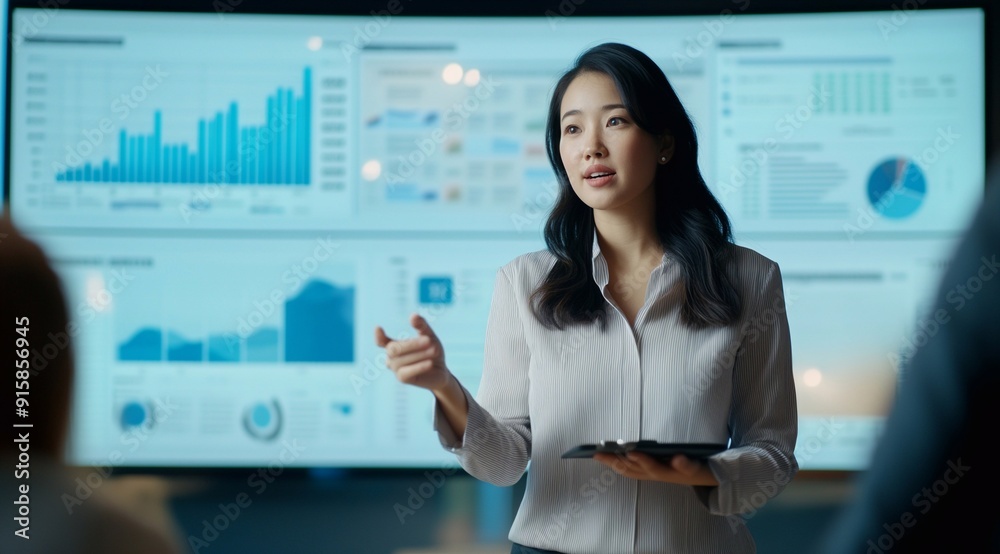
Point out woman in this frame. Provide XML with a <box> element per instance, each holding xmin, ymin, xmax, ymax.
<box><xmin>375</xmin><ymin>43</ymin><xmax>798</xmax><ymax>553</ymax></box>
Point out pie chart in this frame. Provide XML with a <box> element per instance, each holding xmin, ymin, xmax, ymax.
<box><xmin>120</xmin><ymin>400</ymin><xmax>151</xmax><ymax>430</ymax></box>
<box><xmin>866</xmin><ymin>157</ymin><xmax>926</xmax><ymax>219</ymax></box>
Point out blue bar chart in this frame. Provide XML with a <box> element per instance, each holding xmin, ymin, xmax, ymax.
<box><xmin>57</xmin><ymin>67</ymin><xmax>312</xmax><ymax>186</ymax></box>
<box><xmin>117</xmin><ymin>278</ymin><xmax>354</xmax><ymax>363</ymax></box>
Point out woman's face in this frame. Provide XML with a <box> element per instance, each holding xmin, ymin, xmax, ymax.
<box><xmin>558</xmin><ymin>71</ymin><xmax>672</xmax><ymax>213</ymax></box>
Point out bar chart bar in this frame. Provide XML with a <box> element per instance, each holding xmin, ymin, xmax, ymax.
<box><xmin>58</xmin><ymin>67</ymin><xmax>313</xmax><ymax>186</ymax></box>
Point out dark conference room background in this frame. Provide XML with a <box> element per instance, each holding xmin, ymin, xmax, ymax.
<box><xmin>2</xmin><ymin>0</ymin><xmax>995</xmax><ymax>552</ymax></box>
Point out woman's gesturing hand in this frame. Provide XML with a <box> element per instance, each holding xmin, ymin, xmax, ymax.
<box><xmin>375</xmin><ymin>313</ymin><xmax>452</xmax><ymax>393</ymax></box>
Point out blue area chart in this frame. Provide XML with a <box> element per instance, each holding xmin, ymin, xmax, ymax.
<box><xmin>866</xmin><ymin>157</ymin><xmax>927</xmax><ymax>219</ymax></box>
<box><xmin>117</xmin><ymin>279</ymin><xmax>354</xmax><ymax>364</ymax></box>
<box><xmin>285</xmin><ymin>280</ymin><xmax>355</xmax><ymax>362</ymax></box>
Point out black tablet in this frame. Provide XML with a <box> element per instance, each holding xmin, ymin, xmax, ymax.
<box><xmin>561</xmin><ymin>440</ymin><xmax>726</xmax><ymax>461</ymax></box>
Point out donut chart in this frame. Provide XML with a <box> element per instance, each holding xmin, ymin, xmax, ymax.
<box><xmin>242</xmin><ymin>399</ymin><xmax>283</xmax><ymax>441</ymax></box>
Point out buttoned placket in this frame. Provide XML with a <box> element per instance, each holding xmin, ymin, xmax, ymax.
<box><xmin>592</xmin><ymin>249</ymin><xmax>667</xmax><ymax>441</ymax></box>
<box><xmin>591</xmin><ymin>237</ymin><xmax>669</xmax><ymax>550</ymax></box>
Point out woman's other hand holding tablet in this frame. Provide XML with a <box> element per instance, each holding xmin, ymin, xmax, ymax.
<box><xmin>592</xmin><ymin>452</ymin><xmax>719</xmax><ymax>487</ymax></box>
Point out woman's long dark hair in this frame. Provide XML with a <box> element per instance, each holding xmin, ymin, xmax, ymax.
<box><xmin>530</xmin><ymin>42</ymin><xmax>741</xmax><ymax>331</ymax></box>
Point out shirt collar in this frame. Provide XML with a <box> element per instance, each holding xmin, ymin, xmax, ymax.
<box><xmin>590</xmin><ymin>228</ymin><xmax>670</xmax><ymax>287</ymax></box>
<box><xmin>591</xmin><ymin>230</ymin><xmax>609</xmax><ymax>288</ymax></box>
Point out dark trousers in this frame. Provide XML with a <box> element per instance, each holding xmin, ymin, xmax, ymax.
<box><xmin>510</xmin><ymin>543</ymin><xmax>563</xmax><ymax>554</ymax></box>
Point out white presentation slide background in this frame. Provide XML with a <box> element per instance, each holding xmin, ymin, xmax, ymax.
<box><xmin>5</xmin><ymin>7</ymin><xmax>986</xmax><ymax>469</ymax></box>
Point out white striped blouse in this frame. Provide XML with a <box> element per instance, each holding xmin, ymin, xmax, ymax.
<box><xmin>433</xmin><ymin>231</ymin><xmax>798</xmax><ymax>553</ymax></box>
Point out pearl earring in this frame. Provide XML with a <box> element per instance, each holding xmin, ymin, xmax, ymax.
<box><xmin>660</xmin><ymin>156</ymin><xmax>667</xmax><ymax>163</ymax></box>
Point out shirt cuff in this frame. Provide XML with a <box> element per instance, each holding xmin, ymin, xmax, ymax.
<box><xmin>692</xmin><ymin>449</ymin><xmax>742</xmax><ymax>515</ymax></box>
<box><xmin>432</xmin><ymin>383</ymin><xmax>476</xmax><ymax>453</ymax></box>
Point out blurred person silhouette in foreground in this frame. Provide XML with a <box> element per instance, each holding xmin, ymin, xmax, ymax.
<box><xmin>822</xmin><ymin>157</ymin><xmax>1000</xmax><ymax>553</ymax></box>
<box><xmin>1</xmin><ymin>214</ymin><xmax>183</xmax><ymax>554</ymax></box>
